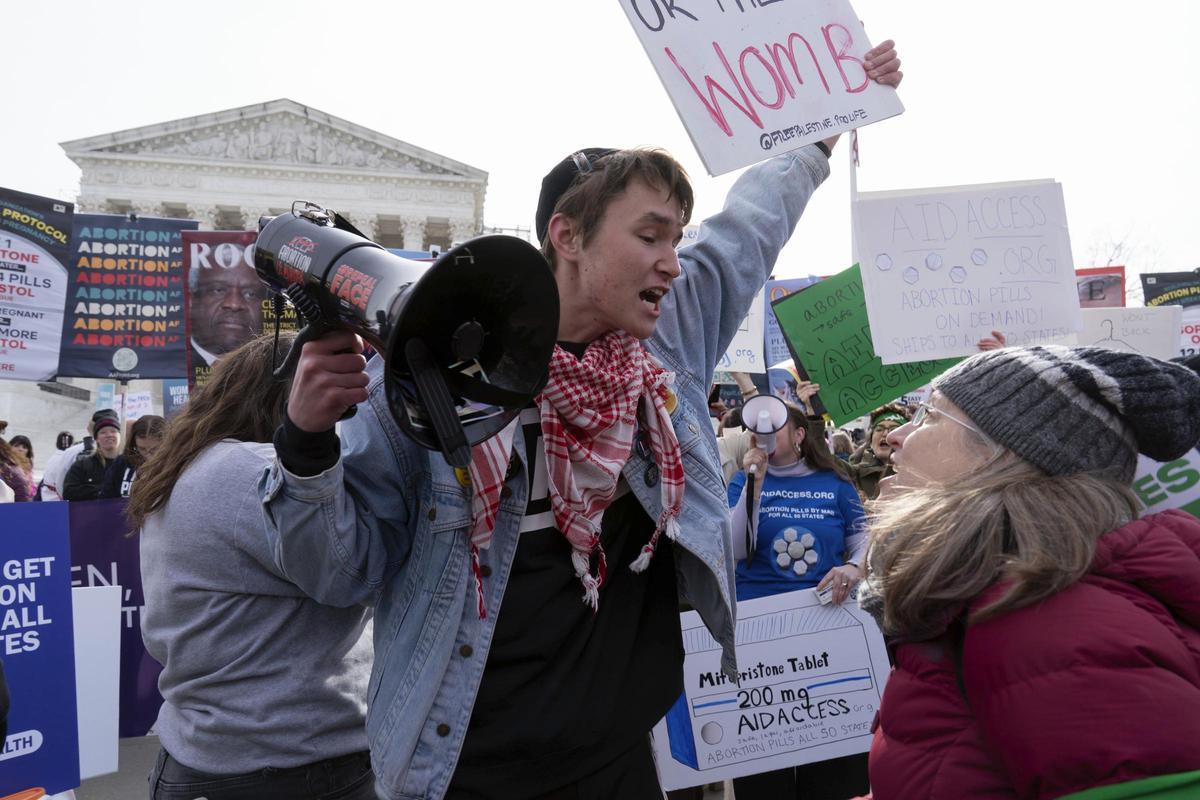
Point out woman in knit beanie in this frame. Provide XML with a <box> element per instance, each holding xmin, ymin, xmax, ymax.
<box><xmin>857</xmin><ymin>345</ymin><xmax>1200</xmax><ymax>800</ymax></box>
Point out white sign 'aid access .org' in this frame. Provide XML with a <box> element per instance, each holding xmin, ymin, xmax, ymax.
<box><xmin>619</xmin><ymin>0</ymin><xmax>904</xmax><ymax>175</ymax></box>
<box><xmin>854</xmin><ymin>180</ymin><xmax>1081</xmax><ymax>364</ymax></box>
<box><xmin>717</xmin><ymin>286</ymin><xmax>766</xmax><ymax>373</ymax></box>
<box><xmin>651</xmin><ymin>588</ymin><xmax>890</xmax><ymax>790</ymax></box>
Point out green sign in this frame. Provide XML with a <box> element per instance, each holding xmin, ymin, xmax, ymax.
<box><xmin>1133</xmin><ymin>452</ymin><xmax>1200</xmax><ymax>520</ymax></box>
<box><xmin>771</xmin><ymin>264</ymin><xmax>960</xmax><ymax>425</ymax></box>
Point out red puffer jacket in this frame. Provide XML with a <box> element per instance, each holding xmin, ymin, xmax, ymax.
<box><xmin>866</xmin><ymin>510</ymin><xmax>1200</xmax><ymax>800</ymax></box>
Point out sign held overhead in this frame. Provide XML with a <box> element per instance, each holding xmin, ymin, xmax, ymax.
<box><xmin>620</xmin><ymin>0</ymin><xmax>904</xmax><ymax>175</ymax></box>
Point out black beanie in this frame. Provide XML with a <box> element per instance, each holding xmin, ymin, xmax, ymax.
<box><xmin>534</xmin><ymin>148</ymin><xmax>617</xmax><ymax>244</ymax></box>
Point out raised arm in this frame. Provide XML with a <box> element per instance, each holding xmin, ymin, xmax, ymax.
<box><xmin>658</xmin><ymin>39</ymin><xmax>903</xmax><ymax>382</ymax></box>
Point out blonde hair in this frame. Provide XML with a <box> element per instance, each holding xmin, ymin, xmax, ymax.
<box><xmin>863</xmin><ymin>454</ymin><xmax>1139</xmax><ymax>640</ymax></box>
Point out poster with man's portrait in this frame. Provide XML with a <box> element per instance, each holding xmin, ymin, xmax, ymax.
<box><xmin>182</xmin><ymin>231</ymin><xmax>295</xmax><ymax>388</ymax></box>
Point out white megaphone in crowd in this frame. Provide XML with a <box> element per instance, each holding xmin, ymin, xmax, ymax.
<box><xmin>741</xmin><ymin>393</ymin><xmax>789</xmax><ymax>473</ymax></box>
<box><xmin>254</xmin><ymin>201</ymin><xmax>560</xmax><ymax>469</ymax></box>
<box><xmin>737</xmin><ymin>393</ymin><xmax>789</xmax><ymax>565</ymax></box>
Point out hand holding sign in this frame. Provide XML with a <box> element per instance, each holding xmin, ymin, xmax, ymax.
<box><xmin>620</xmin><ymin>0</ymin><xmax>905</xmax><ymax>175</ymax></box>
<box><xmin>863</xmin><ymin>40</ymin><xmax>902</xmax><ymax>87</ymax></box>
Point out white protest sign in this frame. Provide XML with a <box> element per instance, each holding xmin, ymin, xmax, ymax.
<box><xmin>72</xmin><ymin>585</ymin><xmax>121</xmax><ymax>780</ymax></box>
<box><xmin>651</xmin><ymin>588</ymin><xmax>890</xmax><ymax>789</ymax></box>
<box><xmin>717</xmin><ymin>286</ymin><xmax>766</xmax><ymax>373</ymax></box>
<box><xmin>897</xmin><ymin>384</ymin><xmax>931</xmax><ymax>407</ymax></box>
<box><xmin>123</xmin><ymin>391</ymin><xmax>155</xmax><ymax>422</ymax></box>
<box><xmin>1077</xmin><ymin>306</ymin><xmax>1182</xmax><ymax>362</ymax></box>
<box><xmin>855</xmin><ymin>180</ymin><xmax>1080</xmax><ymax>364</ymax></box>
<box><xmin>619</xmin><ymin>0</ymin><xmax>904</xmax><ymax>176</ymax></box>
<box><xmin>1180</xmin><ymin>307</ymin><xmax>1200</xmax><ymax>358</ymax></box>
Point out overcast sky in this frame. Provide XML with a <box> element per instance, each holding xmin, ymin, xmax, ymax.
<box><xmin>5</xmin><ymin>0</ymin><xmax>1196</xmax><ymax>297</ymax></box>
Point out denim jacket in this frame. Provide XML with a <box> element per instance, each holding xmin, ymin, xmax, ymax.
<box><xmin>260</xmin><ymin>146</ymin><xmax>829</xmax><ymax>800</ymax></box>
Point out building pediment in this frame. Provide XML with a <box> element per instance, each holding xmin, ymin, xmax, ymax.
<box><xmin>61</xmin><ymin>99</ymin><xmax>485</xmax><ymax>181</ymax></box>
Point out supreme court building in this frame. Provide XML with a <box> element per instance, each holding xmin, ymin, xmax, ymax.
<box><xmin>61</xmin><ymin>98</ymin><xmax>489</xmax><ymax>250</ymax></box>
<box><xmin>0</xmin><ymin>100</ymin><xmax>490</xmax><ymax>463</ymax></box>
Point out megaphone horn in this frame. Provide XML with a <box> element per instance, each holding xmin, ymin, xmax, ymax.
<box><xmin>254</xmin><ymin>202</ymin><xmax>560</xmax><ymax>468</ymax></box>
<box><xmin>740</xmin><ymin>394</ymin><xmax>789</xmax><ymax>468</ymax></box>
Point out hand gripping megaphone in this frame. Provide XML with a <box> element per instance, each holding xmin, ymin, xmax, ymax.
<box><xmin>741</xmin><ymin>393</ymin><xmax>789</xmax><ymax>466</ymax></box>
<box><xmin>255</xmin><ymin>202</ymin><xmax>560</xmax><ymax>468</ymax></box>
<box><xmin>737</xmin><ymin>393</ymin><xmax>788</xmax><ymax>565</ymax></box>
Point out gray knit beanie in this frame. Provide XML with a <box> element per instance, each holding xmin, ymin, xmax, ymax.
<box><xmin>933</xmin><ymin>346</ymin><xmax>1200</xmax><ymax>483</ymax></box>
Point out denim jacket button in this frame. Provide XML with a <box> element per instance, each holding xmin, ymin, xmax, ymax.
<box><xmin>459</xmin><ymin>644</ymin><xmax>474</xmax><ymax>658</ymax></box>
<box><xmin>436</xmin><ymin>723</ymin><xmax>451</xmax><ymax>737</ymax></box>
<box><xmin>480</xmin><ymin>564</ymin><xmax>492</xmax><ymax>578</ymax></box>
<box><xmin>427</xmin><ymin>507</ymin><xmax>437</xmax><ymax>521</ymax></box>
<box><xmin>644</xmin><ymin>464</ymin><xmax>660</xmax><ymax>488</ymax></box>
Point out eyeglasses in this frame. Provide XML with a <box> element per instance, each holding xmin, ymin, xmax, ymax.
<box><xmin>911</xmin><ymin>402</ymin><xmax>987</xmax><ymax>438</ymax></box>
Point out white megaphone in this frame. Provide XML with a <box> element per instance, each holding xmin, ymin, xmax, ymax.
<box><xmin>737</xmin><ymin>393</ymin><xmax>789</xmax><ymax>566</ymax></box>
<box><xmin>741</xmin><ymin>394</ymin><xmax>789</xmax><ymax>472</ymax></box>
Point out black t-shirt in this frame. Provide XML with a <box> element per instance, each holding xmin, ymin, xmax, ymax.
<box><xmin>447</xmin><ymin>403</ymin><xmax>684</xmax><ymax>797</ymax></box>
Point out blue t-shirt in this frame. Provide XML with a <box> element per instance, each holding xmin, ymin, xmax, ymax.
<box><xmin>728</xmin><ymin>468</ymin><xmax>865</xmax><ymax>601</ymax></box>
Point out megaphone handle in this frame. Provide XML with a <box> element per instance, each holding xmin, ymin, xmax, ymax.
<box><xmin>744</xmin><ymin>471</ymin><xmax>756</xmax><ymax>569</ymax></box>
<box><xmin>272</xmin><ymin>323</ymin><xmax>319</xmax><ymax>381</ymax></box>
<box><xmin>405</xmin><ymin>337</ymin><xmax>472</xmax><ymax>469</ymax></box>
<box><xmin>272</xmin><ymin>322</ymin><xmax>359</xmax><ymax>421</ymax></box>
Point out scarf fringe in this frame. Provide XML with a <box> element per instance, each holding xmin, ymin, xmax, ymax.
<box><xmin>580</xmin><ymin>574</ymin><xmax>601</xmax><ymax>610</ymax></box>
<box><xmin>571</xmin><ymin>545</ymin><xmax>607</xmax><ymax>611</ymax></box>
<box><xmin>629</xmin><ymin>544</ymin><xmax>654</xmax><ymax>573</ymax></box>
<box><xmin>629</xmin><ymin>512</ymin><xmax>681</xmax><ymax>573</ymax></box>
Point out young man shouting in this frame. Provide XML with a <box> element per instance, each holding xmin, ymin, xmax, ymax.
<box><xmin>262</xmin><ymin>42</ymin><xmax>901</xmax><ymax>800</ymax></box>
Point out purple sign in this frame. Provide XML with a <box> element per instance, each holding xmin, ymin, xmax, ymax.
<box><xmin>764</xmin><ymin>277</ymin><xmax>820</xmax><ymax>367</ymax></box>
<box><xmin>68</xmin><ymin>499</ymin><xmax>162</xmax><ymax>737</ymax></box>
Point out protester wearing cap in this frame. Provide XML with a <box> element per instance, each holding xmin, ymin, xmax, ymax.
<box><xmin>62</xmin><ymin>415</ymin><xmax>123</xmax><ymax>501</ymax></box>
<box><xmin>39</xmin><ymin>410</ymin><xmax>119</xmax><ymax>501</ymax></box>
<box><xmin>857</xmin><ymin>345</ymin><xmax>1200</xmax><ymax>800</ymax></box>
<box><xmin>846</xmin><ymin>404</ymin><xmax>911</xmax><ymax>500</ymax></box>
<box><xmin>262</xmin><ymin>44</ymin><xmax>903</xmax><ymax>800</ymax></box>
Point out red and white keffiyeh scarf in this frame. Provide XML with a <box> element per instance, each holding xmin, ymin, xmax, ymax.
<box><xmin>465</xmin><ymin>331</ymin><xmax>685</xmax><ymax>617</ymax></box>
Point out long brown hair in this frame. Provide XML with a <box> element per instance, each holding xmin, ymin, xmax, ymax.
<box><xmin>788</xmin><ymin>405</ymin><xmax>851</xmax><ymax>482</ymax></box>
<box><xmin>0</xmin><ymin>438</ymin><xmax>30</xmax><ymax>473</ymax></box>
<box><xmin>123</xmin><ymin>415</ymin><xmax>166</xmax><ymax>470</ymax></box>
<box><xmin>126</xmin><ymin>333</ymin><xmax>295</xmax><ymax>529</ymax></box>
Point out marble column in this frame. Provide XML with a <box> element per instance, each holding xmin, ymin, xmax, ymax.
<box><xmin>187</xmin><ymin>205</ymin><xmax>223</xmax><ymax>231</ymax></box>
<box><xmin>74</xmin><ymin>196</ymin><xmax>109</xmax><ymax>214</ymax></box>
<box><xmin>449</xmin><ymin>217</ymin><xmax>477</xmax><ymax>245</ymax></box>
<box><xmin>402</xmin><ymin>217</ymin><xmax>427</xmax><ymax>251</ymax></box>
<box><xmin>129</xmin><ymin>201</ymin><xmax>163</xmax><ymax>219</ymax></box>
<box><xmin>349</xmin><ymin>211</ymin><xmax>379</xmax><ymax>241</ymax></box>
<box><xmin>241</xmin><ymin>208</ymin><xmax>275</xmax><ymax>232</ymax></box>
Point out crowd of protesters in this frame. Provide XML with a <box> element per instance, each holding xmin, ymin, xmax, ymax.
<box><xmin>0</xmin><ymin>409</ymin><xmax>167</xmax><ymax>503</ymax></box>
<box><xmin>5</xmin><ymin>36</ymin><xmax>1200</xmax><ymax>800</ymax></box>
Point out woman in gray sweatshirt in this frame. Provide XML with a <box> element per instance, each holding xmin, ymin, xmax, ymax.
<box><xmin>128</xmin><ymin>333</ymin><xmax>375</xmax><ymax>800</ymax></box>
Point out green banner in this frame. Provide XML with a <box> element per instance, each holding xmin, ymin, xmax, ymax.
<box><xmin>1133</xmin><ymin>452</ymin><xmax>1200</xmax><ymax>520</ymax></box>
<box><xmin>770</xmin><ymin>264</ymin><xmax>960</xmax><ymax>425</ymax></box>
